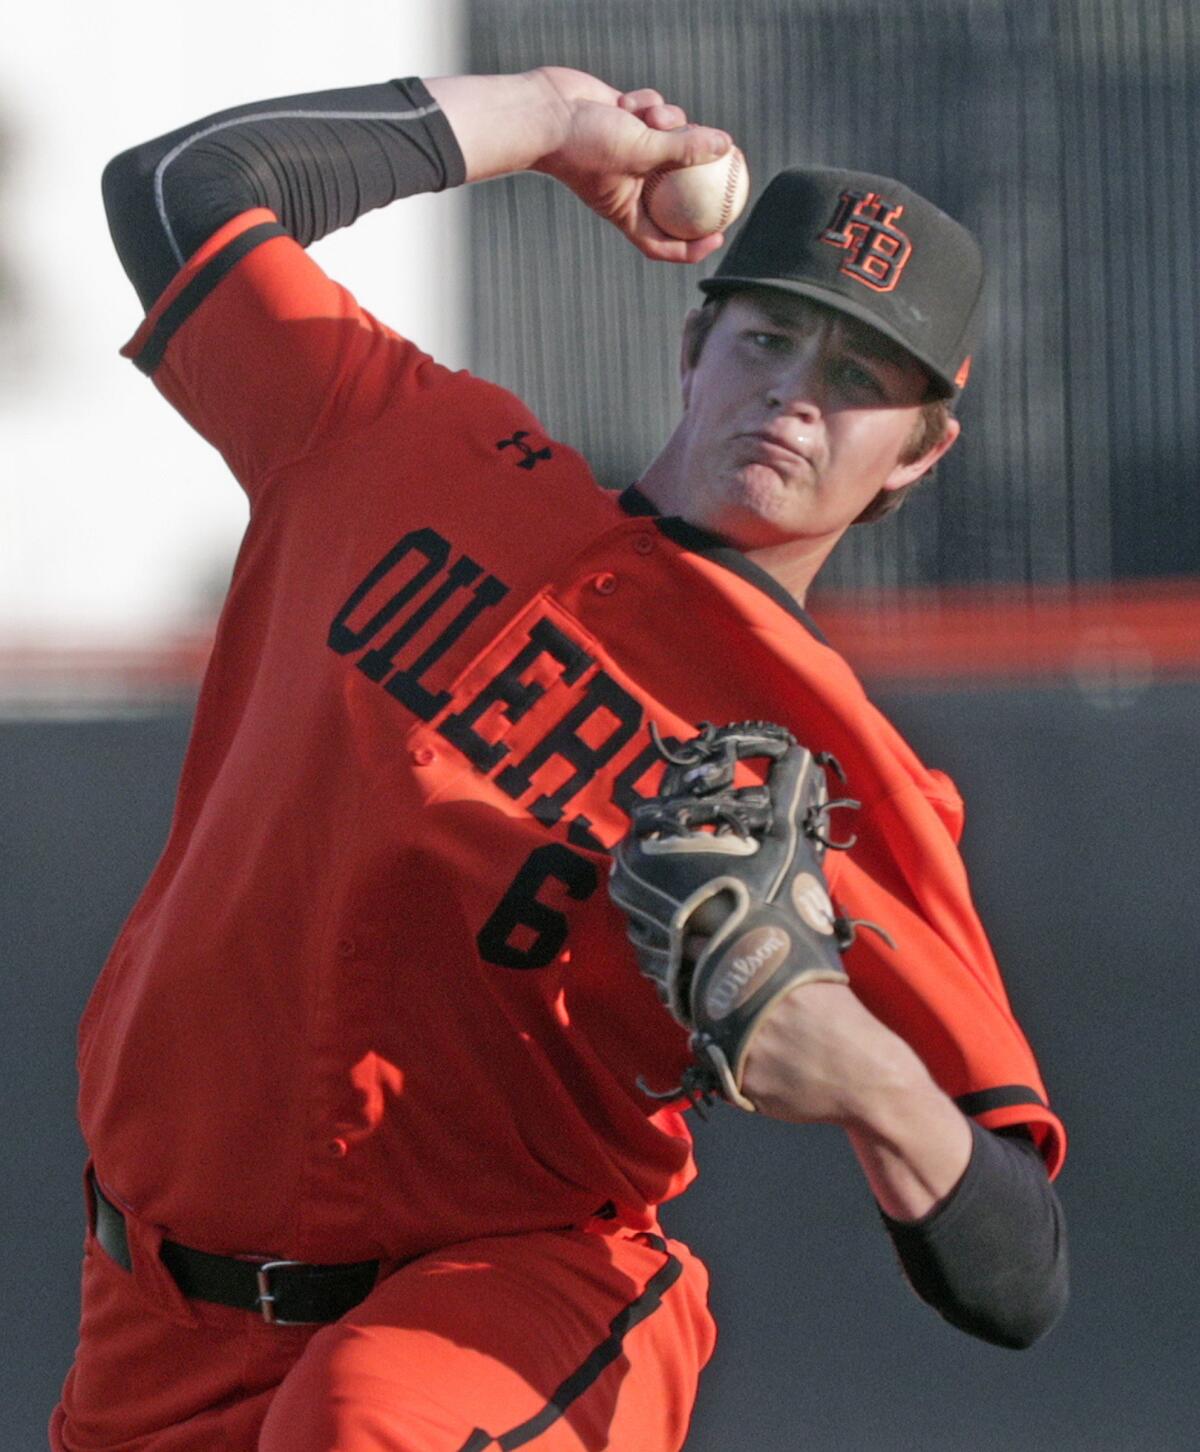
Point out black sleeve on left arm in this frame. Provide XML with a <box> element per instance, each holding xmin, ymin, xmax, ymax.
<box><xmin>880</xmin><ymin>1121</ymin><xmax>1068</xmax><ymax>1349</ymax></box>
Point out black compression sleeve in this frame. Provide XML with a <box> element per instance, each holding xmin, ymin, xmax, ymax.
<box><xmin>101</xmin><ymin>78</ymin><xmax>466</xmax><ymax>310</ymax></box>
<box><xmin>881</xmin><ymin>1122</ymin><xmax>1068</xmax><ymax>1348</ymax></box>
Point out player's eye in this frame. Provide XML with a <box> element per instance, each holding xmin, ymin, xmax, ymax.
<box><xmin>745</xmin><ymin>330</ymin><xmax>792</xmax><ymax>353</ymax></box>
<box><xmin>830</xmin><ymin>357</ymin><xmax>885</xmax><ymax>396</ymax></box>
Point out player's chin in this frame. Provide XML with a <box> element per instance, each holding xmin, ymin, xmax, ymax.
<box><xmin>733</xmin><ymin>457</ymin><xmax>813</xmax><ymax>500</ymax></box>
<box><xmin>717</xmin><ymin>467</ymin><xmax>811</xmax><ymax>546</ymax></box>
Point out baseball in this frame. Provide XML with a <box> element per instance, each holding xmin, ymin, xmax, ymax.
<box><xmin>643</xmin><ymin>146</ymin><xmax>750</xmax><ymax>240</ymax></box>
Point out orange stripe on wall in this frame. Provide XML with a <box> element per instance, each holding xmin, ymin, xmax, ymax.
<box><xmin>810</xmin><ymin>580</ymin><xmax>1200</xmax><ymax>682</ymax></box>
<box><xmin>1</xmin><ymin>581</ymin><xmax>1197</xmax><ymax>698</ymax></box>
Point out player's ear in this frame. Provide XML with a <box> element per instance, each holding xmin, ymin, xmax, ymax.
<box><xmin>679</xmin><ymin>308</ymin><xmax>704</xmax><ymax>408</ymax></box>
<box><xmin>882</xmin><ymin>414</ymin><xmax>961</xmax><ymax>492</ymax></box>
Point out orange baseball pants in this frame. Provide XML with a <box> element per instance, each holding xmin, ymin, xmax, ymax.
<box><xmin>51</xmin><ymin>1179</ymin><xmax>715</xmax><ymax>1451</ymax></box>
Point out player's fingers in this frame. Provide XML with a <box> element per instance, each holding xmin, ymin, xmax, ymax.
<box><xmin>638</xmin><ymin>102</ymin><xmax>690</xmax><ymax>132</ymax></box>
<box><xmin>632</xmin><ymin>225</ymin><xmax>727</xmax><ymax>265</ymax></box>
<box><xmin>618</xmin><ymin>87</ymin><xmax>667</xmax><ymax>112</ymax></box>
<box><xmin>639</xmin><ymin>123</ymin><xmax>731</xmax><ymax>173</ymax></box>
<box><xmin>681</xmin><ymin>232</ymin><xmax>728</xmax><ymax>264</ymax></box>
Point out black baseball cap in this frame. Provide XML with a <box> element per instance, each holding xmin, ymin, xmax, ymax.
<box><xmin>699</xmin><ymin>166</ymin><xmax>985</xmax><ymax>398</ymax></box>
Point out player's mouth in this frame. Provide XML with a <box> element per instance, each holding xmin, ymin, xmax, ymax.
<box><xmin>734</xmin><ymin>429</ymin><xmax>817</xmax><ymax>473</ymax></box>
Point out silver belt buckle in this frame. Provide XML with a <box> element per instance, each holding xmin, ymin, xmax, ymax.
<box><xmin>255</xmin><ymin>1259</ymin><xmax>310</xmax><ymax>1325</ymax></box>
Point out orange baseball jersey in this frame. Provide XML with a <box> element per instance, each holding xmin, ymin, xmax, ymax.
<box><xmin>80</xmin><ymin>206</ymin><xmax>1065</xmax><ymax>1266</ymax></box>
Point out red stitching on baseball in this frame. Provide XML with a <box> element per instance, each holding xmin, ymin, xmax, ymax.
<box><xmin>721</xmin><ymin>151</ymin><xmax>742</xmax><ymax>229</ymax></box>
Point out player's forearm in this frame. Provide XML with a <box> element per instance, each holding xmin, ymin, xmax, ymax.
<box><xmin>843</xmin><ymin>1064</ymin><xmax>974</xmax><ymax>1222</ymax></box>
<box><xmin>743</xmin><ymin>989</ymin><xmax>1066</xmax><ymax>1347</ymax></box>
<box><xmin>842</xmin><ymin>1044</ymin><xmax>1068</xmax><ymax>1348</ymax></box>
<box><xmin>102</xmin><ymin>78</ymin><xmax>466</xmax><ymax>310</ymax></box>
<box><xmin>741</xmin><ymin>980</ymin><xmax>970</xmax><ymax>1217</ymax></box>
<box><xmin>101</xmin><ymin>67</ymin><xmax>601</xmax><ymax>313</ymax></box>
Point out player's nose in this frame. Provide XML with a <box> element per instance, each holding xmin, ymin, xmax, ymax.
<box><xmin>766</xmin><ymin>359</ymin><xmax>823</xmax><ymax>421</ymax></box>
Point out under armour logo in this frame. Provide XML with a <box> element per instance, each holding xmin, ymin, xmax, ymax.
<box><xmin>497</xmin><ymin>431</ymin><xmax>553</xmax><ymax>470</ymax></box>
<box><xmin>819</xmin><ymin>190</ymin><xmax>913</xmax><ymax>293</ymax></box>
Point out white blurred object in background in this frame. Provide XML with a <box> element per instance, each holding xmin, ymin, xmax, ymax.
<box><xmin>1</xmin><ymin>0</ymin><xmax>465</xmax><ymax>651</ymax></box>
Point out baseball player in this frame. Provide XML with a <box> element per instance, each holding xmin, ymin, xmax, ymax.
<box><xmin>56</xmin><ymin>66</ymin><xmax>1067</xmax><ymax>1451</ymax></box>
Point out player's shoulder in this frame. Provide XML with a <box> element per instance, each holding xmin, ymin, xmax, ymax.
<box><xmin>410</xmin><ymin>364</ymin><xmax>615</xmax><ymax>507</ymax></box>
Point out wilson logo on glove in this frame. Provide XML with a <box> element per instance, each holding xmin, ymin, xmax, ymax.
<box><xmin>608</xmin><ymin>720</ymin><xmax>894</xmax><ymax>1113</ymax></box>
<box><xmin>703</xmin><ymin>927</ymin><xmax>791</xmax><ymax>1020</ymax></box>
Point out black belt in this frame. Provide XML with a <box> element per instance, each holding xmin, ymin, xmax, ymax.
<box><xmin>92</xmin><ymin>1175</ymin><xmax>380</xmax><ymax>1325</ymax></box>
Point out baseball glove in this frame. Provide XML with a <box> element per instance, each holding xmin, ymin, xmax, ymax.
<box><xmin>609</xmin><ymin>720</ymin><xmax>890</xmax><ymax>1112</ymax></box>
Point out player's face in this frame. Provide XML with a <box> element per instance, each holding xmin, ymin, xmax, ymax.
<box><xmin>672</xmin><ymin>292</ymin><xmax>957</xmax><ymax>555</ymax></box>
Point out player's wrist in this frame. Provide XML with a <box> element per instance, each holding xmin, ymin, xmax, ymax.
<box><xmin>423</xmin><ymin>69</ymin><xmax>575</xmax><ymax>183</ymax></box>
<box><xmin>522</xmin><ymin>67</ymin><xmax>579</xmax><ymax>166</ymax></box>
<box><xmin>526</xmin><ymin>66</ymin><xmax>621</xmax><ymax>183</ymax></box>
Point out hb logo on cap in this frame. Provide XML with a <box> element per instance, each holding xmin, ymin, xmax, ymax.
<box><xmin>819</xmin><ymin>190</ymin><xmax>914</xmax><ymax>293</ymax></box>
<box><xmin>699</xmin><ymin>165</ymin><xmax>985</xmax><ymax>397</ymax></box>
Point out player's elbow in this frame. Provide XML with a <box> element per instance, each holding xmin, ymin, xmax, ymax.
<box><xmin>101</xmin><ymin>145</ymin><xmax>150</xmax><ymax>229</ymax></box>
<box><xmin>933</xmin><ymin>1231</ymin><xmax>1070</xmax><ymax>1349</ymax></box>
<box><xmin>887</xmin><ymin>1120</ymin><xmax>1070</xmax><ymax>1350</ymax></box>
<box><xmin>947</xmin><ymin>1268</ymin><xmax>1069</xmax><ymax>1349</ymax></box>
<box><xmin>998</xmin><ymin>1297</ymin><xmax>1066</xmax><ymax>1350</ymax></box>
<box><xmin>895</xmin><ymin>1184</ymin><xmax>1071</xmax><ymax>1350</ymax></box>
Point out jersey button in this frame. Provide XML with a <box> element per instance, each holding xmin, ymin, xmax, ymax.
<box><xmin>633</xmin><ymin>533</ymin><xmax>654</xmax><ymax>555</ymax></box>
<box><xmin>327</xmin><ymin>1138</ymin><xmax>348</xmax><ymax>1159</ymax></box>
<box><xmin>593</xmin><ymin>572</ymin><xmax>618</xmax><ymax>595</ymax></box>
<box><xmin>411</xmin><ymin>746</ymin><xmax>437</xmax><ymax>766</ymax></box>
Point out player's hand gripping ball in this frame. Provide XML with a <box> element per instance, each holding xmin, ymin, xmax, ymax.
<box><xmin>642</xmin><ymin>145</ymin><xmax>749</xmax><ymax>239</ymax></box>
<box><xmin>609</xmin><ymin>721</ymin><xmax>887</xmax><ymax>1112</ymax></box>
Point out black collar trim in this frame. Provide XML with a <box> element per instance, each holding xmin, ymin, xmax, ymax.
<box><xmin>618</xmin><ymin>485</ymin><xmax>828</xmax><ymax>645</ymax></box>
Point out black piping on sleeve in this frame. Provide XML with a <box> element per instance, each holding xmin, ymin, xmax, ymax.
<box><xmin>881</xmin><ymin>1121</ymin><xmax>1068</xmax><ymax>1349</ymax></box>
<box><xmin>102</xmin><ymin>77</ymin><xmax>466</xmax><ymax>311</ymax></box>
